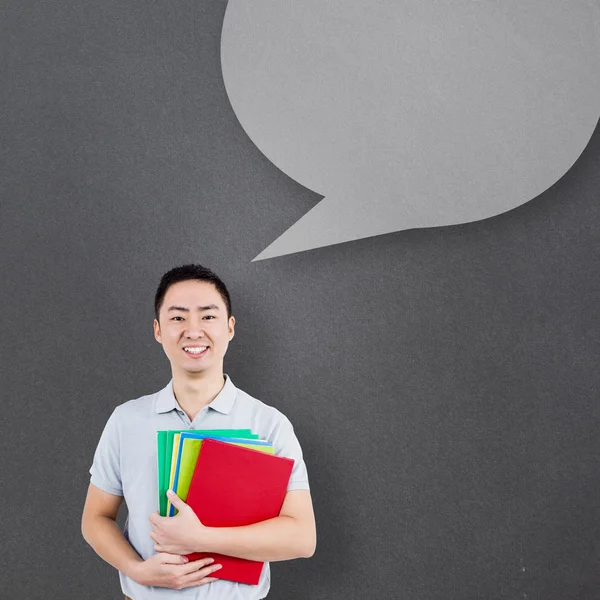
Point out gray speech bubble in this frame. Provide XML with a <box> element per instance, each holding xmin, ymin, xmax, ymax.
<box><xmin>221</xmin><ymin>0</ymin><xmax>600</xmax><ymax>261</ymax></box>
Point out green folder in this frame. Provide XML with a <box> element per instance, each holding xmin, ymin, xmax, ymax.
<box><xmin>157</xmin><ymin>429</ymin><xmax>256</xmax><ymax>515</ymax></box>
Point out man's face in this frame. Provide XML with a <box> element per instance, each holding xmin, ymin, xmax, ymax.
<box><xmin>153</xmin><ymin>280</ymin><xmax>235</xmax><ymax>377</ymax></box>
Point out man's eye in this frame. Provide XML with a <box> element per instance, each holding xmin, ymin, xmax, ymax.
<box><xmin>171</xmin><ymin>316</ymin><xmax>184</xmax><ymax>321</ymax></box>
<box><xmin>203</xmin><ymin>315</ymin><xmax>215</xmax><ymax>320</ymax></box>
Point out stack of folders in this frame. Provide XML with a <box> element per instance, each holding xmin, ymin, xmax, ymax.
<box><xmin>156</xmin><ymin>429</ymin><xmax>295</xmax><ymax>585</ymax></box>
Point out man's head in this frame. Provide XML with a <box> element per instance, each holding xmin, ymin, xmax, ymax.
<box><xmin>153</xmin><ymin>264</ymin><xmax>235</xmax><ymax>377</ymax></box>
<box><xmin>154</xmin><ymin>264</ymin><xmax>232</xmax><ymax>322</ymax></box>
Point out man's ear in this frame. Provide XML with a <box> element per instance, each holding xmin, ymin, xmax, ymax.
<box><xmin>153</xmin><ymin>319</ymin><xmax>162</xmax><ymax>343</ymax></box>
<box><xmin>228</xmin><ymin>316</ymin><xmax>235</xmax><ymax>341</ymax></box>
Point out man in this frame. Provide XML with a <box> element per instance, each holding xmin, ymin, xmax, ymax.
<box><xmin>81</xmin><ymin>264</ymin><xmax>316</xmax><ymax>600</ymax></box>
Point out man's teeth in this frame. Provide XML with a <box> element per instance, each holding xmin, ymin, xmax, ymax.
<box><xmin>184</xmin><ymin>347</ymin><xmax>208</xmax><ymax>354</ymax></box>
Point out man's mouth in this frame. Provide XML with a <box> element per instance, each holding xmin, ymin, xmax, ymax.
<box><xmin>183</xmin><ymin>346</ymin><xmax>209</xmax><ymax>356</ymax></box>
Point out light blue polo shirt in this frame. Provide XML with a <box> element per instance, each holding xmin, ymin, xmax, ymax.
<box><xmin>89</xmin><ymin>374</ymin><xmax>310</xmax><ymax>600</ymax></box>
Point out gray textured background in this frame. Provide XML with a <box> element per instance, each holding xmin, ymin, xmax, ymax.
<box><xmin>1</xmin><ymin>0</ymin><xmax>600</xmax><ymax>599</ymax></box>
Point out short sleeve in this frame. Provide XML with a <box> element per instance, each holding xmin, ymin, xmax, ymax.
<box><xmin>270</xmin><ymin>416</ymin><xmax>310</xmax><ymax>492</ymax></box>
<box><xmin>89</xmin><ymin>406</ymin><xmax>123</xmax><ymax>496</ymax></box>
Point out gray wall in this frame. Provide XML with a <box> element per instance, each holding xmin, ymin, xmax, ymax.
<box><xmin>1</xmin><ymin>1</ymin><xmax>599</xmax><ymax>598</ymax></box>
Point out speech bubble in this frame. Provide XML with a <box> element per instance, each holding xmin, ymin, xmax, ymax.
<box><xmin>221</xmin><ymin>0</ymin><xmax>600</xmax><ymax>261</ymax></box>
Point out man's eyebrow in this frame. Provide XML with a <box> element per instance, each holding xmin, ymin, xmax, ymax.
<box><xmin>166</xmin><ymin>304</ymin><xmax>220</xmax><ymax>312</ymax></box>
<box><xmin>197</xmin><ymin>304</ymin><xmax>220</xmax><ymax>311</ymax></box>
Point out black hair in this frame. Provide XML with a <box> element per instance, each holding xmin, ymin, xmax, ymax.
<box><xmin>154</xmin><ymin>264</ymin><xmax>232</xmax><ymax>322</ymax></box>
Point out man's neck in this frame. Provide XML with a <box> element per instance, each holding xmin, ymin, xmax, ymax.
<box><xmin>171</xmin><ymin>370</ymin><xmax>226</xmax><ymax>422</ymax></box>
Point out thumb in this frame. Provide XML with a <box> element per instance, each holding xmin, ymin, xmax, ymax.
<box><xmin>167</xmin><ymin>489</ymin><xmax>188</xmax><ymax>511</ymax></box>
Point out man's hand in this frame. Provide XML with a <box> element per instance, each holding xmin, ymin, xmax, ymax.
<box><xmin>132</xmin><ymin>552</ymin><xmax>222</xmax><ymax>589</ymax></box>
<box><xmin>149</xmin><ymin>490</ymin><xmax>210</xmax><ymax>555</ymax></box>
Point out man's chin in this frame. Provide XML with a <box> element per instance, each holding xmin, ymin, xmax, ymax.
<box><xmin>183</xmin><ymin>365</ymin><xmax>207</xmax><ymax>373</ymax></box>
<box><xmin>180</xmin><ymin>363</ymin><xmax>214</xmax><ymax>376</ymax></box>
<box><xmin>172</xmin><ymin>358</ymin><xmax>221</xmax><ymax>377</ymax></box>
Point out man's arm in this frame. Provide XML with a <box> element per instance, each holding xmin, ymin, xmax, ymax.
<box><xmin>204</xmin><ymin>489</ymin><xmax>317</xmax><ymax>562</ymax></box>
<box><xmin>82</xmin><ymin>483</ymin><xmax>222</xmax><ymax>589</ymax></box>
<box><xmin>81</xmin><ymin>483</ymin><xmax>145</xmax><ymax>578</ymax></box>
<box><xmin>152</xmin><ymin>488</ymin><xmax>317</xmax><ymax>562</ymax></box>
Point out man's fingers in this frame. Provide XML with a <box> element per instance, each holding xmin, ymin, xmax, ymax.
<box><xmin>166</xmin><ymin>490</ymin><xmax>188</xmax><ymax>512</ymax></box>
<box><xmin>180</xmin><ymin>557</ymin><xmax>217</xmax><ymax>576</ymax></box>
<box><xmin>182</xmin><ymin>576</ymin><xmax>219</xmax><ymax>588</ymax></box>
<box><xmin>180</xmin><ymin>564</ymin><xmax>223</xmax><ymax>587</ymax></box>
<box><xmin>158</xmin><ymin>552</ymin><xmax>190</xmax><ymax>565</ymax></box>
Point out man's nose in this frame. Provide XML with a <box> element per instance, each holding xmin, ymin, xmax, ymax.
<box><xmin>184</xmin><ymin>322</ymin><xmax>205</xmax><ymax>338</ymax></box>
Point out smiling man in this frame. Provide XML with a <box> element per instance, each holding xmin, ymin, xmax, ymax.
<box><xmin>81</xmin><ymin>264</ymin><xmax>316</xmax><ymax>600</ymax></box>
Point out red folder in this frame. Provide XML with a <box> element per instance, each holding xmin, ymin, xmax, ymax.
<box><xmin>184</xmin><ymin>438</ymin><xmax>295</xmax><ymax>585</ymax></box>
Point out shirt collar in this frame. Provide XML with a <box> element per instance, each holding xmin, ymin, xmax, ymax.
<box><xmin>155</xmin><ymin>373</ymin><xmax>237</xmax><ymax>415</ymax></box>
